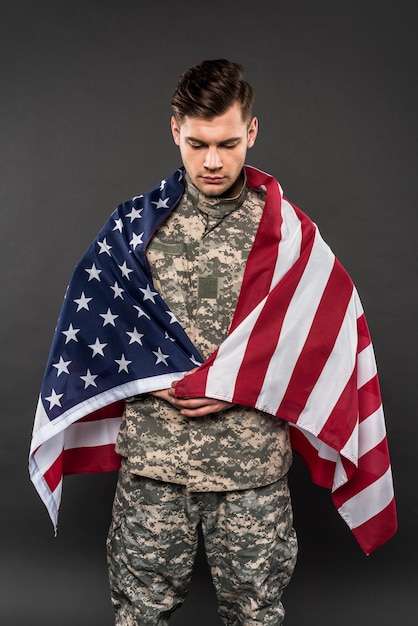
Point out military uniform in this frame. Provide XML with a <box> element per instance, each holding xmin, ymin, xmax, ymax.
<box><xmin>107</xmin><ymin>173</ymin><xmax>298</xmax><ymax>625</ymax></box>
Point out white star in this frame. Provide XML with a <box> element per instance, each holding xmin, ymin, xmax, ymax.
<box><xmin>164</xmin><ymin>331</ymin><xmax>175</xmax><ymax>342</ymax></box>
<box><xmin>140</xmin><ymin>284</ymin><xmax>158</xmax><ymax>303</ymax></box>
<box><xmin>160</xmin><ymin>179</ymin><xmax>167</xmax><ymax>191</ymax></box>
<box><xmin>52</xmin><ymin>356</ymin><xmax>71</xmax><ymax>376</ymax></box>
<box><xmin>80</xmin><ymin>368</ymin><xmax>98</xmax><ymax>388</ymax></box>
<box><xmin>110</xmin><ymin>281</ymin><xmax>124</xmax><ymax>299</ymax></box>
<box><xmin>190</xmin><ymin>355</ymin><xmax>202</xmax><ymax>367</ymax></box>
<box><xmin>133</xmin><ymin>305</ymin><xmax>151</xmax><ymax>319</ymax></box>
<box><xmin>129</xmin><ymin>232</ymin><xmax>144</xmax><ymax>250</ymax></box>
<box><xmin>152</xmin><ymin>197</ymin><xmax>170</xmax><ymax>209</ymax></box>
<box><xmin>100</xmin><ymin>308</ymin><xmax>119</xmax><ymax>326</ymax></box>
<box><xmin>62</xmin><ymin>323</ymin><xmax>80</xmax><ymax>343</ymax></box>
<box><xmin>126</xmin><ymin>327</ymin><xmax>144</xmax><ymax>345</ymax></box>
<box><xmin>153</xmin><ymin>347</ymin><xmax>169</xmax><ymax>366</ymax></box>
<box><xmin>88</xmin><ymin>337</ymin><xmax>107</xmax><ymax>357</ymax></box>
<box><xmin>118</xmin><ymin>261</ymin><xmax>134</xmax><ymax>280</ymax></box>
<box><xmin>74</xmin><ymin>291</ymin><xmax>92</xmax><ymax>311</ymax></box>
<box><xmin>113</xmin><ymin>218</ymin><xmax>123</xmax><ymax>232</ymax></box>
<box><xmin>97</xmin><ymin>237</ymin><xmax>112</xmax><ymax>256</ymax></box>
<box><xmin>126</xmin><ymin>207</ymin><xmax>143</xmax><ymax>222</ymax></box>
<box><xmin>45</xmin><ymin>389</ymin><xmax>63</xmax><ymax>409</ymax></box>
<box><xmin>85</xmin><ymin>263</ymin><xmax>102</xmax><ymax>282</ymax></box>
<box><xmin>166</xmin><ymin>310</ymin><xmax>179</xmax><ymax>324</ymax></box>
<box><xmin>131</xmin><ymin>194</ymin><xmax>144</xmax><ymax>201</ymax></box>
<box><xmin>115</xmin><ymin>353</ymin><xmax>132</xmax><ymax>373</ymax></box>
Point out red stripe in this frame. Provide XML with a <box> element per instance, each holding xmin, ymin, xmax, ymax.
<box><xmin>357</xmin><ymin>313</ymin><xmax>371</xmax><ymax>353</ymax></box>
<box><xmin>289</xmin><ymin>427</ymin><xmax>336</xmax><ymax>489</ymax></box>
<box><xmin>231</xmin><ymin>168</ymin><xmax>283</xmax><ymax>327</ymax></box>
<box><xmin>317</xmin><ymin>368</ymin><xmax>358</xmax><ymax>451</ymax></box>
<box><xmin>78</xmin><ymin>400</ymin><xmax>125</xmax><ymax>422</ymax></box>
<box><xmin>332</xmin><ymin>438</ymin><xmax>391</xmax><ymax>509</ymax></box>
<box><xmin>62</xmin><ymin>443</ymin><xmax>121</xmax><ymax>475</ymax></box>
<box><xmin>351</xmin><ymin>499</ymin><xmax>398</xmax><ymax>554</ymax></box>
<box><xmin>232</xmin><ymin>214</ymin><xmax>316</xmax><ymax>406</ymax></box>
<box><xmin>43</xmin><ymin>452</ymin><xmax>63</xmax><ymax>493</ymax></box>
<box><xmin>358</xmin><ymin>375</ymin><xmax>382</xmax><ymax>421</ymax></box>
<box><xmin>278</xmin><ymin>260</ymin><xmax>354</xmax><ymax>423</ymax></box>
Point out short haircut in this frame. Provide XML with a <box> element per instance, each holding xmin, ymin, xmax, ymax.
<box><xmin>172</xmin><ymin>59</ymin><xmax>254</xmax><ymax>124</ymax></box>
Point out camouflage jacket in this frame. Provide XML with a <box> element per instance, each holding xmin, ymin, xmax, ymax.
<box><xmin>116</xmin><ymin>173</ymin><xmax>292</xmax><ymax>490</ymax></box>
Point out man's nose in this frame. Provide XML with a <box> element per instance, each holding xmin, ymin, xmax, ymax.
<box><xmin>204</xmin><ymin>146</ymin><xmax>222</xmax><ymax>170</ymax></box>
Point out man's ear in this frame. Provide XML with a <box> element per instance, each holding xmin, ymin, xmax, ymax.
<box><xmin>171</xmin><ymin>116</ymin><xmax>181</xmax><ymax>146</ymax></box>
<box><xmin>247</xmin><ymin>116</ymin><xmax>258</xmax><ymax>148</ymax></box>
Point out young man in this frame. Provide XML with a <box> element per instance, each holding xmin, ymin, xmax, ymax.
<box><xmin>107</xmin><ymin>59</ymin><xmax>298</xmax><ymax>625</ymax></box>
<box><xmin>30</xmin><ymin>58</ymin><xmax>396</xmax><ymax>626</ymax></box>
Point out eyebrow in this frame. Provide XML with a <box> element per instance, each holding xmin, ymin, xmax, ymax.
<box><xmin>186</xmin><ymin>136</ymin><xmax>242</xmax><ymax>146</ymax></box>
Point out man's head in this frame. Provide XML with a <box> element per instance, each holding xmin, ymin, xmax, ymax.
<box><xmin>171</xmin><ymin>59</ymin><xmax>258</xmax><ymax>197</ymax></box>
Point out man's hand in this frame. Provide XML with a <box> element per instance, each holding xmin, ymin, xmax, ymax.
<box><xmin>149</xmin><ymin>370</ymin><xmax>235</xmax><ymax>417</ymax></box>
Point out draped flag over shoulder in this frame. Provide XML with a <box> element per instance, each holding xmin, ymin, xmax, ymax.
<box><xmin>29</xmin><ymin>165</ymin><xmax>397</xmax><ymax>554</ymax></box>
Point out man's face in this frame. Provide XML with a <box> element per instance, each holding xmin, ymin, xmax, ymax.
<box><xmin>171</xmin><ymin>101</ymin><xmax>258</xmax><ymax>198</ymax></box>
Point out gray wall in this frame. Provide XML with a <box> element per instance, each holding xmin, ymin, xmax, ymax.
<box><xmin>1</xmin><ymin>1</ymin><xmax>416</xmax><ymax>624</ymax></box>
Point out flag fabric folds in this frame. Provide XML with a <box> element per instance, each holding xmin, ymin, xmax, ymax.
<box><xmin>29</xmin><ymin>165</ymin><xmax>397</xmax><ymax>554</ymax></box>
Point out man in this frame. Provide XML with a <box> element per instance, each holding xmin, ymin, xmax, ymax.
<box><xmin>29</xmin><ymin>59</ymin><xmax>397</xmax><ymax>626</ymax></box>
<box><xmin>107</xmin><ymin>59</ymin><xmax>298</xmax><ymax>625</ymax></box>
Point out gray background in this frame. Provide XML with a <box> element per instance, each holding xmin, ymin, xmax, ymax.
<box><xmin>1</xmin><ymin>1</ymin><xmax>417</xmax><ymax>624</ymax></box>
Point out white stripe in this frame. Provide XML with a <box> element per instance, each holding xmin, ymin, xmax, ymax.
<box><xmin>206</xmin><ymin>297</ymin><xmax>267</xmax><ymax>399</ymax></box>
<box><xmin>269</xmin><ymin>198</ymin><xmax>303</xmax><ymax>289</ymax></box>
<box><xmin>338</xmin><ymin>466</ymin><xmax>395</xmax><ymax>529</ymax></box>
<box><xmin>64</xmin><ymin>417</ymin><xmax>121</xmax><ymax>450</ymax></box>
<box><xmin>358</xmin><ymin>406</ymin><xmax>387</xmax><ymax>457</ymax></box>
<box><xmin>257</xmin><ymin>229</ymin><xmax>336</xmax><ymax>414</ymax></box>
<box><xmin>296</xmin><ymin>290</ymin><xmax>358</xmax><ymax>434</ymax></box>
<box><xmin>357</xmin><ymin>343</ymin><xmax>378</xmax><ymax>389</ymax></box>
<box><xmin>291</xmin><ymin>425</ymin><xmax>340</xmax><ymax>462</ymax></box>
<box><xmin>32</xmin><ymin>431</ymin><xmax>64</xmax><ymax>476</ymax></box>
<box><xmin>30</xmin><ymin>372</ymin><xmax>186</xmax><ymax>451</ymax></box>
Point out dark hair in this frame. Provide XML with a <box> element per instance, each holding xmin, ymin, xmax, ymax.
<box><xmin>171</xmin><ymin>59</ymin><xmax>254</xmax><ymax>124</ymax></box>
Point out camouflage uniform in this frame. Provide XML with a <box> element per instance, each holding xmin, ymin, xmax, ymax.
<box><xmin>107</xmin><ymin>173</ymin><xmax>297</xmax><ymax>624</ymax></box>
<box><xmin>107</xmin><ymin>461</ymin><xmax>297</xmax><ymax>625</ymax></box>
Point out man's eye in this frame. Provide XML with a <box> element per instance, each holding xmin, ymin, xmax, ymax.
<box><xmin>190</xmin><ymin>143</ymin><xmax>204</xmax><ymax>149</ymax></box>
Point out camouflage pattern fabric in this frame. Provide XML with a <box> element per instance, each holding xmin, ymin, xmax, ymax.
<box><xmin>107</xmin><ymin>461</ymin><xmax>298</xmax><ymax>625</ymax></box>
<box><xmin>116</xmin><ymin>175</ymin><xmax>292</xmax><ymax>491</ymax></box>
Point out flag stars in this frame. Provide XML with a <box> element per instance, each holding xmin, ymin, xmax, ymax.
<box><xmin>160</xmin><ymin>179</ymin><xmax>167</xmax><ymax>191</ymax></box>
<box><xmin>140</xmin><ymin>284</ymin><xmax>158</xmax><ymax>303</ymax></box>
<box><xmin>126</xmin><ymin>207</ymin><xmax>143</xmax><ymax>222</ymax></box>
<box><xmin>80</xmin><ymin>369</ymin><xmax>98</xmax><ymax>389</ymax></box>
<box><xmin>100</xmin><ymin>308</ymin><xmax>119</xmax><ymax>327</ymax></box>
<box><xmin>190</xmin><ymin>354</ymin><xmax>202</xmax><ymax>367</ymax></box>
<box><xmin>74</xmin><ymin>292</ymin><xmax>92</xmax><ymax>312</ymax></box>
<box><xmin>85</xmin><ymin>263</ymin><xmax>102</xmax><ymax>282</ymax></box>
<box><xmin>133</xmin><ymin>305</ymin><xmax>151</xmax><ymax>319</ymax></box>
<box><xmin>153</xmin><ymin>347</ymin><xmax>169</xmax><ymax>366</ymax></box>
<box><xmin>97</xmin><ymin>238</ymin><xmax>112</xmax><ymax>256</ymax></box>
<box><xmin>126</xmin><ymin>327</ymin><xmax>144</xmax><ymax>345</ymax></box>
<box><xmin>45</xmin><ymin>389</ymin><xmax>63</xmax><ymax>409</ymax></box>
<box><xmin>130</xmin><ymin>232</ymin><xmax>144</xmax><ymax>250</ymax></box>
<box><xmin>88</xmin><ymin>338</ymin><xmax>107</xmax><ymax>357</ymax></box>
<box><xmin>52</xmin><ymin>356</ymin><xmax>71</xmax><ymax>376</ymax></box>
<box><xmin>113</xmin><ymin>218</ymin><xmax>123</xmax><ymax>233</ymax></box>
<box><xmin>152</xmin><ymin>197</ymin><xmax>170</xmax><ymax>210</ymax></box>
<box><xmin>110</xmin><ymin>281</ymin><xmax>124</xmax><ymax>299</ymax></box>
<box><xmin>115</xmin><ymin>354</ymin><xmax>132</xmax><ymax>373</ymax></box>
<box><xmin>166</xmin><ymin>310</ymin><xmax>179</xmax><ymax>324</ymax></box>
<box><xmin>62</xmin><ymin>323</ymin><xmax>80</xmax><ymax>344</ymax></box>
<box><xmin>118</xmin><ymin>261</ymin><xmax>134</xmax><ymax>280</ymax></box>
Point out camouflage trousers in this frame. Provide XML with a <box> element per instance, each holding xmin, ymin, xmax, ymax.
<box><xmin>107</xmin><ymin>461</ymin><xmax>298</xmax><ymax>625</ymax></box>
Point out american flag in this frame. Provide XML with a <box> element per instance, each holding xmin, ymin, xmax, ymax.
<box><xmin>29</xmin><ymin>166</ymin><xmax>397</xmax><ymax>554</ymax></box>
